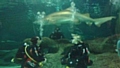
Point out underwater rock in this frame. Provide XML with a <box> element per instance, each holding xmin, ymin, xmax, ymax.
<box><xmin>43</xmin><ymin>48</ymin><xmax>66</xmax><ymax>68</ymax></box>
<box><xmin>86</xmin><ymin>34</ymin><xmax>120</xmax><ymax>53</ymax></box>
<box><xmin>41</xmin><ymin>37</ymin><xmax>58</xmax><ymax>53</ymax></box>
<box><xmin>88</xmin><ymin>53</ymin><xmax>120</xmax><ymax>68</ymax></box>
<box><xmin>42</xmin><ymin>43</ymin><xmax>73</xmax><ymax>68</ymax></box>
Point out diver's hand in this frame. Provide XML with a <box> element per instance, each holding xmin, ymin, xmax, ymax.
<box><xmin>66</xmin><ymin>66</ymin><xmax>70</xmax><ymax>68</ymax></box>
<box><xmin>38</xmin><ymin>62</ymin><xmax>43</xmax><ymax>67</ymax></box>
<box><xmin>38</xmin><ymin>58</ymin><xmax>47</xmax><ymax>67</ymax></box>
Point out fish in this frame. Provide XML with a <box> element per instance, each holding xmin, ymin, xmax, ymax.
<box><xmin>42</xmin><ymin>8</ymin><xmax>116</xmax><ymax>27</ymax></box>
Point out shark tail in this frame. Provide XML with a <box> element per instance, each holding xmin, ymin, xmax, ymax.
<box><xmin>93</xmin><ymin>16</ymin><xmax>116</xmax><ymax>27</ymax></box>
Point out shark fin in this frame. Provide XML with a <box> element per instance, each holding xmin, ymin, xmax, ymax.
<box><xmin>94</xmin><ymin>22</ymin><xmax>102</xmax><ymax>27</ymax></box>
<box><xmin>94</xmin><ymin>16</ymin><xmax>116</xmax><ymax>27</ymax></box>
<box><xmin>86</xmin><ymin>22</ymin><xmax>93</xmax><ymax>26</ymax></box>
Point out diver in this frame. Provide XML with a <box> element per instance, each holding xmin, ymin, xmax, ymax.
<box><xmin>12</xmin><ymin>36</ymin><xmax>46</xmax><ymax>68</ymax></box>
<box><xmin>116</xmin><ymin>39</ymin><xmax>120</xmax><ymax>58</ymax></box>
<box><xmin>49</xmin><ymin>27</ymin><xmax>65</xmax><ymax>40</ymax></box>
<box><xmin>11</xmin><ymin>38</ymin><xmax>32</xmax><ymax>63</ymax></box>
<box><xmin>61</xmin><ymin>34</ymin><xmax>92</xmax><ymax>68</ymax></box>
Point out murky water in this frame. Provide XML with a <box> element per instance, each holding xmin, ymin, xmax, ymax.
<box><xmin>0</xmin><ymin>66</ymin><xmax>20</xmax><ymax>68</ymax></box>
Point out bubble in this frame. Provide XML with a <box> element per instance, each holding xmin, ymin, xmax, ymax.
<box><xmin>33</xmin><ymin>11</ymin><xmax>46</xmax><ymax>37</ymax></box>
<box><xmin>37</xmin><ymin>12</ymin><xmax>40</xmax><ymax>15</ymax></box>
<box><xmin>110</xmin><ymin>0</ymin><xmax>120</xmax><ymax>10</ymax></box>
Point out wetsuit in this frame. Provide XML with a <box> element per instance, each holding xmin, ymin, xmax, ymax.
<box><xmin>15</xmin><ymin>45</ymin><xmax>45</xmax><ymax>68</ymax></box>
<box><xmin>23</xmin><ymin>45</ymin><xmax>45</xmax><ymax>68</ymax></box>
<box><xmin>62</xmin><ymin>42</ymin><xmax>89</xmax><ymax>68</ymax></box>
<box><xmin>49</xmin><ymin>31</ymin><xmax>64</xmax><ymax>40</ymax></box>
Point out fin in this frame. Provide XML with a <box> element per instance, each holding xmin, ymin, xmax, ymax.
<box><xmin>94</xmin><ymin>16</ymin><xmax>116</xmax><ymax>27</ymax></box>
<box><xmin>94</xmin><ymin>22</ymin><xmax>101</xmax><ymax>27</ymax></box>
<box><xmin>85</xmin><ymin>22</ymin><xmax>93</xmax><ymax>26</ymax></box>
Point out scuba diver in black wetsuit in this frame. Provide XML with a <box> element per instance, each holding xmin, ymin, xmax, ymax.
<box><xmin>61</xmin><ymin>34</ymin><xmax>92</xmax><ymax>68</ymax></box>
<box><xmin>13</xmin><ymin>36</ymin><xmax>46</xmax><ymax>68</ymax></box>
<box><xmin>49</xmin><ymin>27</ymin><xmax>65</xmax><ymax>40</ymax></box>
<box><xmin>11</xmin><ymin>38</ymin><xmax>31</xmax><ymax>64</ymax></box>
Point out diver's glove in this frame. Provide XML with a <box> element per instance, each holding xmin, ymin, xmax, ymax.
<box><xmin>66</xmin><ymin>66</ymin><xmax>70</xmax><ymax>68</ymax></box>
<box><xmin>38</xmin><ymin>58</ymin><xmax>47</xmax><ymax>67</ymax></box>
<box><xmin>39</xmin><ymin>62</ymin><xmax>43</xmax><ymax>67</ymax></box>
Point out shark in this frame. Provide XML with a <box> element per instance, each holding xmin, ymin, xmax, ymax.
<box><xmin>41</xmin><ymin>8</ymin><xmax>116</xmax><ymax>27</ymax></box>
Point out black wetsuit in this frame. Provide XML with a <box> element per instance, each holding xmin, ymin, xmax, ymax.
<box><xmin>49</xmin><ymin>31</ymin><xmax>64</xmax><ymax>40</ymax></box>
<box><xmin>62</xmin><ymin>42</ymin><xmax>89</xmax><ymax>68</ymax></box>
<box><xmin>15</xmin><ymin>45</ymin><xmax>45</xmax><ymax>68</ymax></box>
